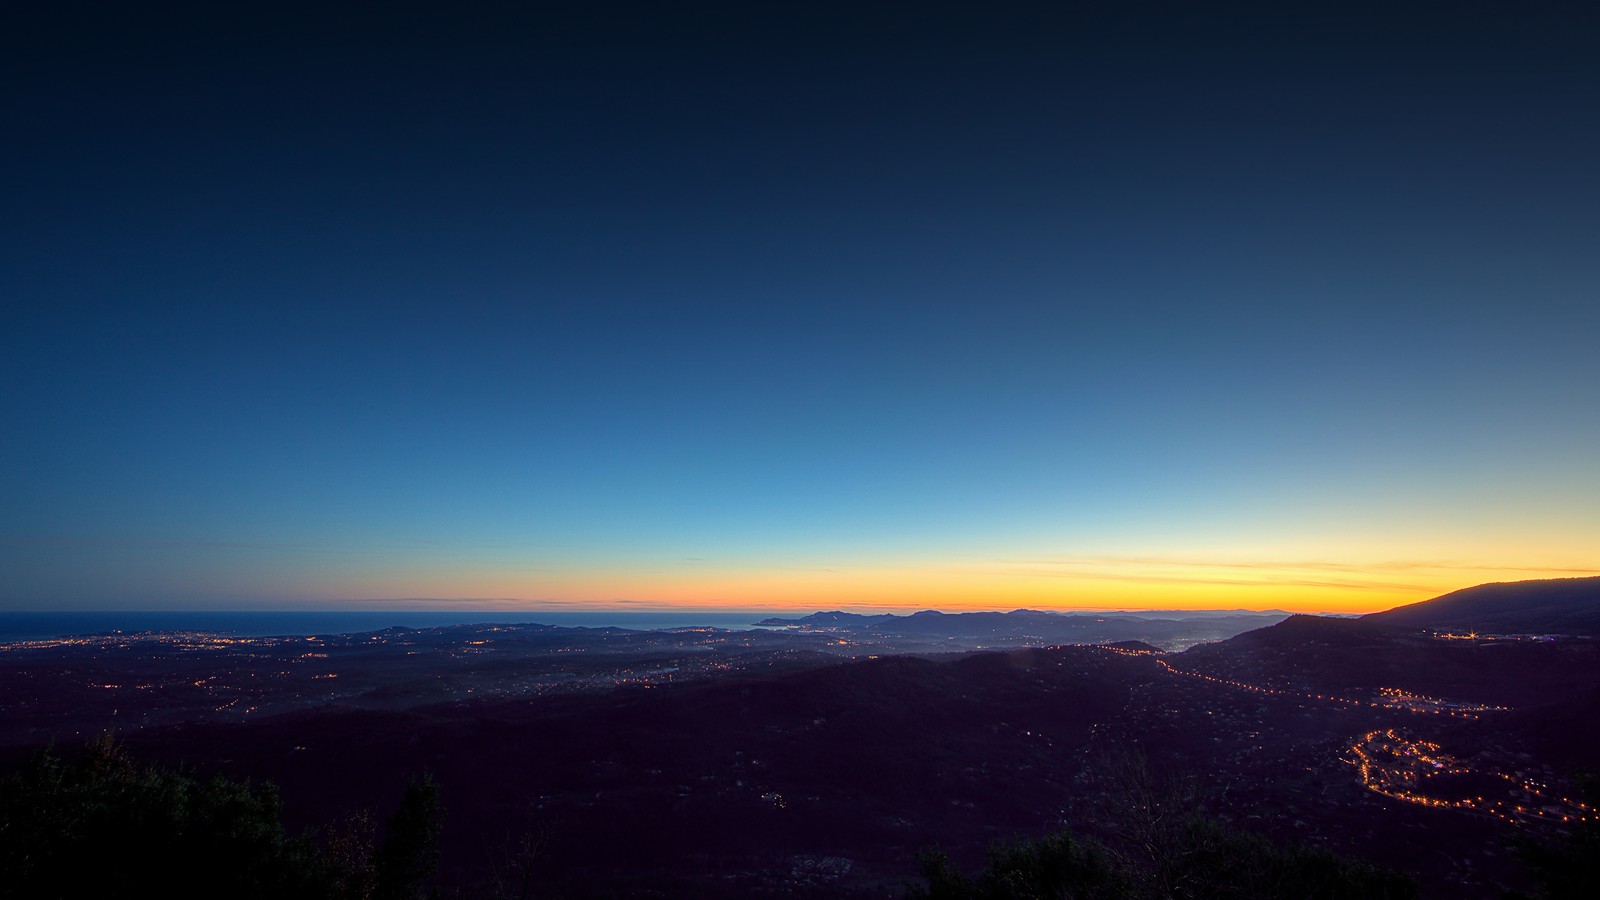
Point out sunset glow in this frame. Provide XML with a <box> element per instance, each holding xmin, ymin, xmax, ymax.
<box><xmin>3</xmin><ymin>3</ymin><xmax>1596</xmax><ymax>618</ymax></box>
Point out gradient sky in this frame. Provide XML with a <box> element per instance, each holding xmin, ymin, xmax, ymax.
<box><xmin>3</xmin><ymin>2</ymin><xmax>1597</xmax><ymax>614</ymax></box>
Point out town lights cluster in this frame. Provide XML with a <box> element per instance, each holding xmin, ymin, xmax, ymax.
<box><xmin>1373</xmin><ymin>687</ymin><xmax>1507</xmax><ymax>715</ymax></box>
<box><xmin>1082</xmin><ymin>645</ymin><xmax>1597</xmax><ymax>832</ymax></box>
<box><xmin>1351</xmin><ymin>729</ymin><xmax>1597</xmax><ymax>827</ymax></box>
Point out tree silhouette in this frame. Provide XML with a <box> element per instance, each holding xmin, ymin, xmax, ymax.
<box><xmin>373</xmin><ymin>774</ymin><xmax>444</xmax><ymax>900</ymax></box>
<box><xmin>0</xmin><ymin>734</ymin><xmax>444</xmax><ymax>900</ymax></box>
<box><xmin>906</xmin><ymin>748</ymin><xmax>1415</xmax><ymax>900</ymax></box>
<box><xmin>0</xmin><ymin>734</ymin><xmax>336</xmax><ymax>899</ymax></box>
<box><xmin>1516</xmin><ymin>774</ymin><xmax>1600</xmax><ymax>900</ymax></box>
<box><xmin>905</xmin><ymin>822</ymin><xmax>1413</xmax><ymax>900</ymax></box>
<box><xmin>908</xmin><ymin>832</ymin><xmax>1130</xmax><ymax>900</ymax></box>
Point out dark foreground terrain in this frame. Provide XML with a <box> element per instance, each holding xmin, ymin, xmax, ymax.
<box><xmin>2</xmin><ymin>580</ymin><xmax>1598</xmax><ymax>897</ymax></box>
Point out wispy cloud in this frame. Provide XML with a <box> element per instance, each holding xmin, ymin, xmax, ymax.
<box><xmin>1005</xmin><ymin>569</ymin><xmax>1434</xmax><ymax>593</ymax></box>
<box><xmin>1006</xmin><ymin>555</ymin><xmax>1600</xmax><ymax>577</ymax></box>
<box><xmin>342</xmin><ymin>597</ymin><xmax>572</xmax><ymax>606</ymax></box>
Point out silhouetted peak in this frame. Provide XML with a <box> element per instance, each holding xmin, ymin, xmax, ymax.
<box><xmin>1363</xmin><ymin>576</ymin><xmax>1600</xmax><ymax>635</ymax></box>
<box><xmin>1212</xmin><ymin>614</ymin><xmax>1386</xmax><ymax>649</ymax></box>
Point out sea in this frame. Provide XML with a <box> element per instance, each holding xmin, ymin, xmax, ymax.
<box><xmin>0</xmin><ymin>610</ymin><xmax>793</xmax><ymax>643</ymax></box>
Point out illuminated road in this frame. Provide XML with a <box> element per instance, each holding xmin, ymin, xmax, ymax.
<box><xmin>1148</xmin><ymin>658</ymin><xmax>1496</xmax><ymax>721</ymax></box>
<box><xmin>1082</xmin><ymin>645</ymin><xmax>1594</xmax><ymax>831</ymax></box>
<box><xmin>1351</xmin><ymin>728</ymin><xmax>1595</xmax><ymax>826</ymax></box>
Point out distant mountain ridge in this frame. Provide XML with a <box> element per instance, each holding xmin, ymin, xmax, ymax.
<box><xmin>753</xmin><ymin>611</ymin><xmax>899</xmax><ymax>628</ymax></box>
<box><xmin>753</xmin><ymin>608</ymin><xmax>1287</xmax><ymax>647</ymax></box>
<box><xmin>1361</xmin><ymin>575</ymin><xmax>1600</xmax><ymax>635</ymax></box>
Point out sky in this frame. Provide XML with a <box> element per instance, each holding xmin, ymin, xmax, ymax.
<box><xmin>3</xmin><ymin>2</ymin><xmax>1598</xmax><ymax>615</ymax></box>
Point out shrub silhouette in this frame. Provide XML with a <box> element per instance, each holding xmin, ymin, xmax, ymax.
<box><xmin>906</xmin><ymin>819</ymin><xmax>1415</xmax><ymax>900</ymax></box>
<box><xmin>0</xmin><ymin>734</ymin><xmax>442</xmax><ymax>900</ymax></box>
<box><xmin>373</xmin><ymin>775</ymin><xmax>444</xmax><ymax>900</ymax></box>
<box><xmin>909</xmin><ymin>830</ymin><xmax>1130</xmax><ymax>899</ymax></box>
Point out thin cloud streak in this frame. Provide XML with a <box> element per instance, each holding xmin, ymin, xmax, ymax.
<box><xmin>1006</xmin><ymin>556</ymin><xmax>1600</xmax><ymax>576</ymax></box>
<box><xmin>1005</xmin><ymin>569</ymin><xmax>1435</xmax><ymax>594</ymax></box>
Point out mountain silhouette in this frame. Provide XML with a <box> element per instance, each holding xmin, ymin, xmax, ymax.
<box><xmin>755</xmin><ymin>608</ymin><xmax>1284</xmax><ymax>646</ymax></box>
<box><xmin>1361</xmin><ymin>576</ymin><xmax>1600</xmax><ymax>635</ymax></box>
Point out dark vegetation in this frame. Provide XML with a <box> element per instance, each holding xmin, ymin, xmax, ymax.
<box><xmin>5</xmin><ymin>734</ymin><xmax>1596</xmax><ymax>899</ymax></box>
<box><xmin>1513</xmin><ymin>776</ymin><xmax>1600</xmax><ymax>900</ymax></box>
<box><xmin>908</xmin><ymin>746</ymin><xmax>1418</xmax><ymax>900</ymax></box>
<box><xmin>909</xmin><ymin>819</ymin><xmax>1416</xmax><ymax>900</ymax></box>
<box><xmin>124</xmin><ymin>649</ymin><xmax>1159</xmax><ymax>895</ymax></box>
<box><xmin>1</xmin><ymin>733</ymin><xmax>1430</xmax><ymax>900</ymax></box>
<box><xmin>0</xmin><ymin>734</ymin><xmax>442</xmax><ymax>900</ymax></box>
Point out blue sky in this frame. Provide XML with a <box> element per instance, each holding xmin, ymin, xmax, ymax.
<box><xmin>3</xmin><ymin>2</ymin><xmax>1597</xmax><ymax>612</ymax></box>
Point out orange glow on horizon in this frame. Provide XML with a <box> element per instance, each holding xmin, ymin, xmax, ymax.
<box><xmin>303</xmin><ymin>556</ymin><xmax>1600</xmax><ymax>616</ymax></box>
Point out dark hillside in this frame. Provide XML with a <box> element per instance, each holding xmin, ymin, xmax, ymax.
<box><xmin>11</xmin><ymin>621</ymin><xmax>1587</xmax><ymax>897</ymax></box>
<box><xmin>1180</xmin><ymin>614</ymin><xmax>1600</xmax><ymax>709</ymax></box>
<box><xmin>1362</xmin><ymin>576</ymin><xmax>1600</xmax><ymax>635</ymax></box>
<box><xmin>124</xmin><ymin>647</ymin><xmax>1158</xmax><ymax>896</ymax></box>
<box><xmin>1218</xmin><ymin>613</ymin><xmax>1392</xmax><ymax>649</ymax></box>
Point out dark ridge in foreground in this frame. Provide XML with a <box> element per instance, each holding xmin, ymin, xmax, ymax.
<box><xmin>115</xmin><ymin>646</ymin><xmax>1153</xmax><ymax>897</ymax></box>
<box><xmin>1180</xmin><ymin>612</ymin><xmax>1600</xmax><ymax>711</ymax></box>
<box><xmin>6</xmin><ymin>578</ymin><xmax>1600</xmax><ymax>897</ymax></box>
